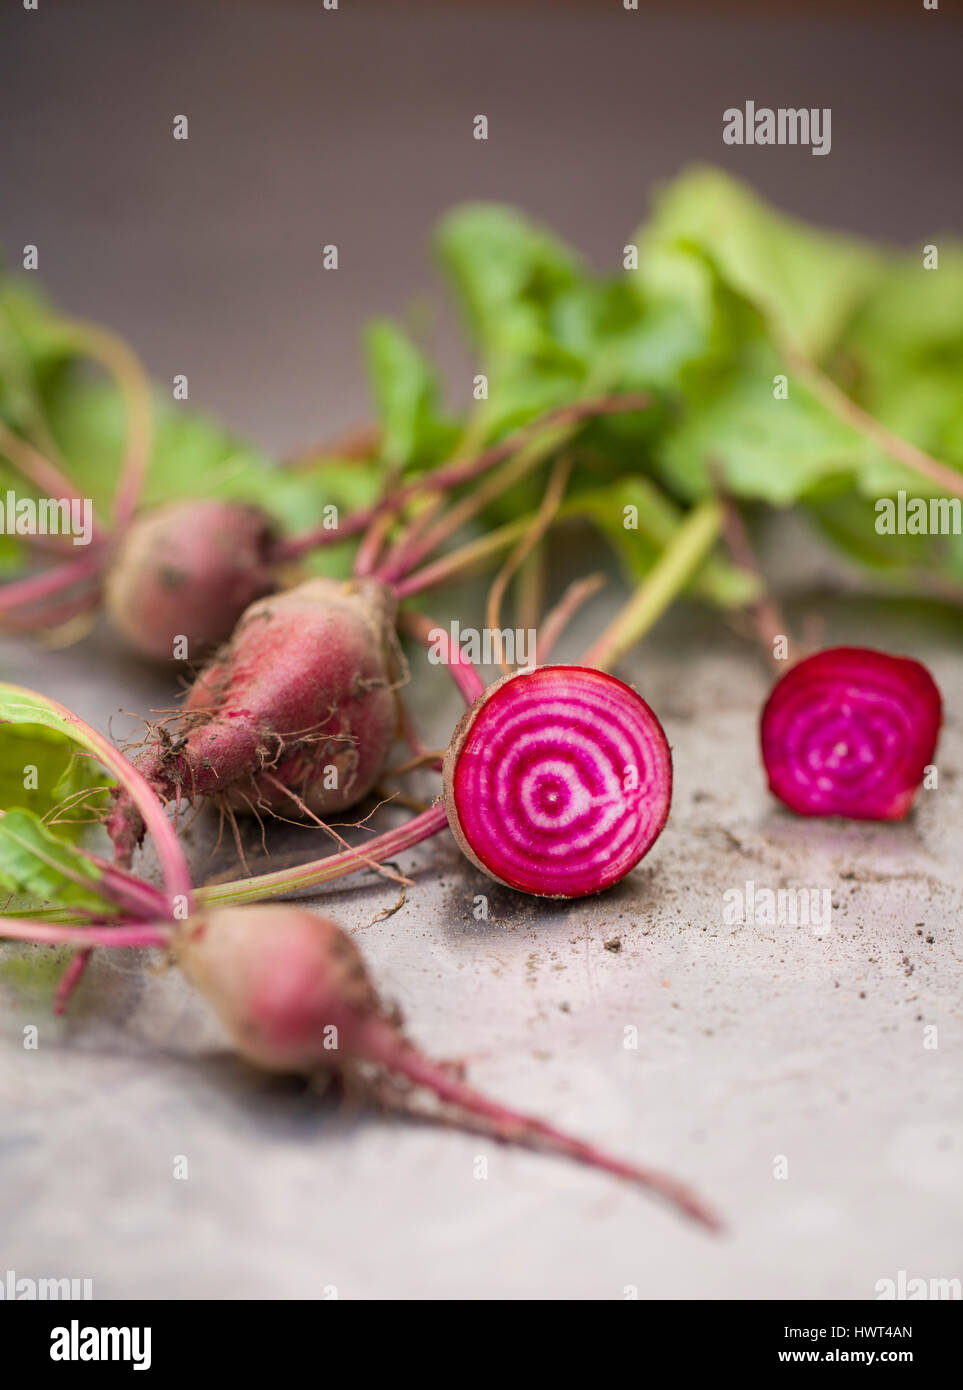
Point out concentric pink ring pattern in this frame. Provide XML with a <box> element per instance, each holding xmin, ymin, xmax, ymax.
<box><xmin>452</xmin><ymin>665</ymin><xmax>672</xmax><ymax>896</ymax></box>
<box><xmin>760</xmin><ymin>646</ymin><xmax>942</xmax><ymax>820</ymax></box>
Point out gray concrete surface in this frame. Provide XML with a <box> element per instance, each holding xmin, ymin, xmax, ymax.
<box><xmin>1</xmin><ymin>0</ymin><xmax>961</xmax><ymax>1301</ymax></box>
<box><xmin>1</xmin><ymin>581</ymin><xmax>961</xmax><ymax>1300</ymax></box>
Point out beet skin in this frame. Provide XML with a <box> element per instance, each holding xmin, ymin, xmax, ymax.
<box><xmin>107</xmin><ymin>577</ymin><xmax>399</xmax><ymax>863</ymax></box>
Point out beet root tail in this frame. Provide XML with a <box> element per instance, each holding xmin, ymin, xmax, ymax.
<box><xmin>53</xmin><ymin>949</ymin><xmax>93</xmax><ymax>1015</ymax></box>
<box><xmin>360</xmin><ymin>1019</ymin><xmax>723</xmax><ymax>1232</ymax></box>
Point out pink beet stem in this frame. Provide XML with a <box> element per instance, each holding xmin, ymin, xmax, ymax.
<box><xmin>0</xmin><ymin>918</ymin><xmax>169</xmax><ymax>949</ymax></box>
<box><xmin>484</xmin><ymin>454</ymin><xmax>572</xmax><ymax>673</ymax></box>
<box><xmin>537</xmin><ymin>574</ymin><xmax>606</xmax><ymax>661</ymax></box>
<box><xmin>376</xmin><ymin>435</ymin><xmax>556</xmax><ymax>586</ymax></box>
<box><xmin>94</xmin><ymin>859</ymin><xmax>170</xmax><ymax>918</ymax></box>
<box><xmin>274</xmin><ymin>392</ymin><xmax>652</xmax><ymax>564</ymax></box>
<box><xmin>0</xmin><ymin>556</ymin><xmax>102</xmax><ymax>616</ymax></box>
<box><xmin>0</xmin><ymin>420</ymin><xmax>104</xmax><ymax>541</ymax></box>
<box><xmin>391</xmin><ymin>515</ymin><xmax>532</xmax><ymax>601</ymax></box>
<box><xmin>361</xmin><ymin>1017</ymin><xmax>721</xmax><ymax>1232</ymax></box>
<box><xmin>353</xmin><ymin>500</ymin><xmax>401</xmax><ymax>578</ymax></box>
<box><xmin>0</xmin><ymin>589</ymin><xmax>101</xmax><ymax>634</ymax></box>
<box><xmin>47</xmin><ymin>860</ymin><xmax>168</xmax><ymax>1013</ymax></box>
<box><xmin>271</xmin><ymin>503</ymin><xmax>378</xmax><ymax>561</ymax></box>
<box><xmin>712</xmin><ymin>473</ymin><xmax>793</xmax><ymax>669</ymax></box>
<box><xmin>397</xmin><ymin>609</ymin><xmax>485</xmax><ymax>704</ymax></box>
<box><xmin>374</xmin><ymin>496</ymin><xmax>444</xmax><ymax>581</ymax></box>
<box><xmin>53</xmin><ymin>948</ymin><xmax>92</xmax><ymax>1015</ymax></box>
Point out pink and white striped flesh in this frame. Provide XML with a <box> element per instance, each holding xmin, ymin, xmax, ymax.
<box><xmin>443</xmin><ymin>664</ymin><xmax>672</xmax><ymax>897</ymax></box>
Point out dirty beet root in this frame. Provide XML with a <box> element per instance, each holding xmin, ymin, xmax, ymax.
<box><xmin>104</xmin><ymin>499</ymin><xmax>278</xmax><ymax>661</ymax></box>
<box><xmin>106</xmin><ymin>577</ymin><xmax>399</xmax><ymax>866</ymax></box>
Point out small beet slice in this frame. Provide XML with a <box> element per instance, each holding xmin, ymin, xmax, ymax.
<box><xmin>760</xmin><ymin>646</ymin><xmax>942</xmax><ymax>820</ymax></box>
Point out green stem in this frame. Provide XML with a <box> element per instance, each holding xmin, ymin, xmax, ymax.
<box><xmin>61</xmin><ymin>319</ymin><xmax>154</xmax><ymax>531</ymax></box>
<box><xmin>582</xmin><ymin>499</ymin><xmax>723</xmax><ymax>671</ymax></box>
<box><xmin>378</xmin><ymin>423</ymin><xmax>571</xmax><ymax>584</ymax></box>
<box><xmin>779</xmin><ymin>335</ymin><xmax>963</xmax><ymax>501</ymax></box>
<box><xmin>277</xmin><ymin>391</ymin><xmax>650</xmax><ymax>564</ymax></box>
<box><xmin>197</xmin><ymin>803</ymin><xmax>449</xmax><ymax>907</ymax></box>
<box><xmin>393</xmin><ymin>514</ymin><xmax>533</xmax><ymax>599</ymax></box>
<box><xmin>0</xmin><ymin>421</ymin><xmax>104</xmax><ymax>542</ymax></box>
<box><xmin>556</xmin><ymin>479</ymin><xmax>758</xmax><ymax>610</ymax></box>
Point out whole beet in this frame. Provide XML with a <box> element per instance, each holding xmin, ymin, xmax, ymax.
<box><xmin>104</xmin><ymin>499</ymin><xmax>277</xmax><ymax>661</ymax></box>
<box><xmin>107</xmin><ymin>577</ymin><xmax>399</xmax><ymax>864</ymax></box>
<box><xmin>171</xmin><ymin>906</ymin><xmax>385</xmax><ymax>1071</ymax></box>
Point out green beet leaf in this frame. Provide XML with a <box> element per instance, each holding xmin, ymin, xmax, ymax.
<box><xmin>0</xmin><ymin>807</ymin><xmax>117</xmax><ymax>916</ymax></box>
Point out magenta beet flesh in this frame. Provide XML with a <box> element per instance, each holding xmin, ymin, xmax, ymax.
<box><xmin>445</xmin><ymin>664</ymin><xmax>672</xmax><ymax>897</ymax></box>
<box><xmin>760</xmin><ymin>646</ymin><xmax>942</xmax><ymax>820</ymax></box>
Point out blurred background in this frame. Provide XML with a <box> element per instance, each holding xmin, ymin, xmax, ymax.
<box><xmin>2</xmin><ymin>0</ymin><xmax>960</xmax><ymax>453</ymax></box>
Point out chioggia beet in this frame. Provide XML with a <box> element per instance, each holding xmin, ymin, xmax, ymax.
<box><xmin>760</xmin><ymin>646</ymin><xmax>942</xmax><ymax>820</ymax></box>
<box><xmin>443</xmin><ymin>664</ymin><xmax>672</xmax><ymax>897</ymax></box>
